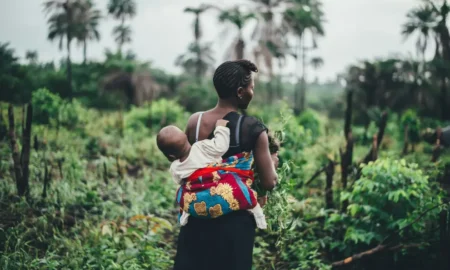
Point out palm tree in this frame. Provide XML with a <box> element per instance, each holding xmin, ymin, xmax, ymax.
<box><xmin>76</xmin><ymin>0</ymin><xmax>101</xmax><ymax>64</ymax></box>
<box><xmin>113</xmin><ymin>24</ymin><xmax>132</xmax><ymax>54</ymax></box>
<box><xmin>218</xmin><ymin>7</ymin><xmax>256</xmax><ymax>60</ymax></box>
<box><xmin>250</xmin><ymin>0</ymin><xmax>287</xmax><ymax>103</ymax></box>
<box><xmin>107</xmin><ymin>0</ymin><xmax>136</xmax><ymax>53</ymax></box>
<box><xmin>402</xmin><ymin>4</ymin><xmax>438</xmax><ymax>61</ymax></box>
<box><xmin>25</xmin><ymin>50</ymin><xmax>38</xmax><ymax>65</ymax></box>
<box><xmin>283</xmin><ymin>0</ymin><xmax>325</xmax><ymax>114</ymax></box>
<box><xmin>403</xmin><ymin>0</ymin><xmax>450</xmax><ymax>120</ymax></box>
<box><xmin>310</xmin><ymin>56</ymin><xmax>323</xmax><ymax>70</ymax></box>
<box><xmin>44</xmin><ymin>0</ymin><xmax>84</xmax><ymax>98</ymax></box>
<box><xmin>184</xmin><ymin>4</ymin><xmax>212</xmax><ymax>83</ymax></box>
<box><xmin>175</xmin><ymin>42</ymin><xmax>215</xmax><ymax>78</ymax></box>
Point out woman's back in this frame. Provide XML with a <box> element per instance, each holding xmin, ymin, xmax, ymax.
<box><xmin>187</xmin><ymin>111</ymin><xmax>267</xmax><ymax>158</ymax></box>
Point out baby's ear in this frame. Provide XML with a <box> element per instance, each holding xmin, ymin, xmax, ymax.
<box><xmin>168</xmin><ymin>154</ymin><xmax>177</xmax><ymax>162</ymax></box>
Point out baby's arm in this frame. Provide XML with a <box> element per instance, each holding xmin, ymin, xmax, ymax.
<box><xmin>200</xmin><ymin>120</ymin><xmax>230</xmax><ymax>158</ymax></box>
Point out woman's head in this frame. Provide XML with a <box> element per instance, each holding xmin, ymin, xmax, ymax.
<box><xmin>213</xmin><ymin>60</ymin><xmax>258</xmax><ymax>109</ymax></box>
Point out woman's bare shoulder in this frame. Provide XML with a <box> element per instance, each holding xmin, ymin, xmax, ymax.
<box><xmin>185</xmin><ymin>112</ymin><xmax>203</xmax><ymax>132</ymax></box>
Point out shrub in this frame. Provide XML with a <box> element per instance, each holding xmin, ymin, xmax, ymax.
<box><xmin>339</xmin><ymin>158</ymin><xmax>443</xmax><ymax>246</ymax></box>
<box><xmin>125</xmin><ymin>99</ymin><xmax>187</xmax><ymax>133</ymax></box>
<box><xmin>175</xmin><ymin>83</ymin><xmax>216</xmax><ymax>113</ymax></box>
<box><xmin>401</xmin><ymin>109</ymin><xmax>421</xmax><ymax>144</ymax></box>
<box><xmin>31</xmin><ymin>88</ymin><xmax>62</xmax><ymax>125</ymax></box>
<box><xmin>297</xmin><ymin>109</ymin><xmax>322</xmax><ymax>138</ymax></box>
<box><xmin>58</xmin><ymin>99</ymin><xmax>88</xmax><ymax>129</ymax></box>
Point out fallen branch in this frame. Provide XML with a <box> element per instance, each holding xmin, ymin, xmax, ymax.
<box><xmin>331</xmin><ymin>243</ymin><xmax>424</xmax><ymax>267</ymax></box>
<box><xmin>305</xmin><ymin>161</ymin><xmax>339</xmax><ymax>186</ymax></box>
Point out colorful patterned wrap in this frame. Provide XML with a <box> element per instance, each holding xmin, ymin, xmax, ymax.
<box><xmin>176</xmin><ymin>152</ymin><xmax>258</xmax><ymax>221</ymax></box>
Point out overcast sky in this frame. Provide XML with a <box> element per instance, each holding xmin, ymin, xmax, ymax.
<box><xmin>0</xmin><ymin>0</ymin><xmax>430</xmax><ymax>82</ymax></box>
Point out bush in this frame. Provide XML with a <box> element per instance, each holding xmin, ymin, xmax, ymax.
<box><xmin>58</xmin><ymin>99</ymin><xmax>88</xmax><ymax>129</ymax></box>
<box><xmin>339</xmin><ymin>158</ymin><xmax>442</xmax><ymax>247</ymax></box>
<box><xmin>32</xmin><ymin>88</ymin><xmax>62</xmax><ymax>125</ymax></box>
<box><xmin>401</xmin><ymin>109</ymin><xmax>421</xmax><ymax>144</ymax></box>
<box><xmin>125</xmin><ymin>99</ymin><xmax>187</xmax><ymax>133</ymax></box>
<box><xmin>297</xmin><ymin>109</ymin><xmax>322</xmax><ymax>138</ymax></box>
<box><xmin>175</xmin><ymin>83</ymin><xmax>216</xmax><ymax>113</ymax></box>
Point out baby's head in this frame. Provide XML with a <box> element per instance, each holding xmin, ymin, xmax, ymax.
<box><xmin>157</xmin><ymin>125</ymin><xmax>190</xmax><ymax>161</ymax></box>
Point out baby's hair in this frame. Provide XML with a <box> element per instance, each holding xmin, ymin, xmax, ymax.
<box><xmin>268</xmin><ymin>133</ymin><xmax>280</xmax><ymax>154</ymax></box>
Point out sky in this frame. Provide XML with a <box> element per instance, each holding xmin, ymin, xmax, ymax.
<box><xmin>0</xmin><ymin>0</ymin><xmax>431</xmax><ymax>82</ymax></box>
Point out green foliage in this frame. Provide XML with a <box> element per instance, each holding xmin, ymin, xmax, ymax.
<box><xmin>175</xmin><ymin>83</ymin><xmax>216</xmax><ymax>113</ymax></box>
<box><xmin>401</xmin><ymin>109</ymin><xmax>421</xmax><ymax>143</ymax></box>
<box><xmin>32</xmin><ymin>88</ymin><xmax>63</xmax><ymax>125</ymax></box>
<box><xmin>339</xmin><ymin>159</ymin><xmax>442</xmax><ymax>246</ymax></box>
<box><xmin>125</xmin><ymin>99</ymin><xmax>187</xmax><ymax>133</ymax></box>
<box><xmin>58</xmin><ymin>99</ymin><xmax>89</xmax><ymax>130</ymax></box>
<box><xmin>297</xmin><ymin>109</ymin><xmax>322</xmax><ymax>138</ymax></box>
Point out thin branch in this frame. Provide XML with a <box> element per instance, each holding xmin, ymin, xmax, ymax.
<box><xmin>331</xmin><ymin>243</ymin><xmax>424</xmax><ymax>267</ymax></box>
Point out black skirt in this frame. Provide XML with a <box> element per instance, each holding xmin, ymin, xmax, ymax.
<box><xmin>173</xmin><ymin>210</ymin><xmax>256</xmax><ymax>270</ymax></box>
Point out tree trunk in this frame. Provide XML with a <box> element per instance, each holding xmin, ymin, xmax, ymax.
<box><xmin>325</xmin><ymin>158</ymin><xmax>335</xmax><ymax>209</ymax></box>
<box><xmin>236</xmin><ymin>37</ymin><xmax>244</xmax><ymax>60</ymax></box>
<box><xmin>8</xmin><ymin>105</ymin><xmax>23</xmax><ymax>196</ymax></box>
<box><xmin>83</xmin><ymin>38</ymin><xmax>87</xmax><ymax>65</ymax></box>
<box><xmin>441</xmin><ymin>75</ymin><xmax>448</xmax><ymax>121</ymax></box>
<box><xmin>67</xmin><ymin>37</ymin><xmax>73</xmax><ymax>99</ymax></box>
<box><xmin>196</xmin><ymin>41</ymin><xmax>202</xmax><ymax>85</ymax></box>
<box><xmin>300</xmin><ymin>36</ymin><xmax>307</xmax><ymax>112</ymax></box>
<box><xmin>20</xmin><ymin>104</ymin><xmax>32</xmax><ymax>197</ymax></box>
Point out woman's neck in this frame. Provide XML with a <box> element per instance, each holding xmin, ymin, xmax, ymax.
<box><xmin>215</xmin><ymin>99</ymin><xmax>238</xmax><ymax>113</ymax></box>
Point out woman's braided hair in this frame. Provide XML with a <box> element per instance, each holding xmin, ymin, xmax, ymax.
<box><xmin>213</xmin><ymin>60</ymin><xmax>258</xmax><ymax>98</ymax></box>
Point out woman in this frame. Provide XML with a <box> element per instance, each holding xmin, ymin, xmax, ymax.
<box><xmin>173</xmin><ymin>60</ymin><xmax>278</xmax><ymax>270</ymax></box>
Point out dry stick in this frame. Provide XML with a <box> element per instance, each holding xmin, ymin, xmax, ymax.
<box><xmin>20</xmin><ymin>104</ymin><xmax>32</xmax><ymax>197</ymax></box>
<box><xmin>305</xmin><ymin>161</ymin><xmax>339</xmax><ymax>186</ymax></box>
<box><xmin>116</xmin><ymin>155</ymin><xmax>123</xmax><ymax>180</ymax></box>
<box><xmin>103</xmin><ymin>162</ymin><xmax>109</xmax><ymax>185</ymax></box>
<box><xmin>42</xmin><ymin>163</ymin><xmax>51</xmax><ymax>199</ymax></box>
<box><xmin>325</xmin><ymin>158</ymin><xmax>335</xmax><ymax>209</ymax></box>
<box><xmin>341</xmin><ymin>132</ymin><xmax>353</xmax><ymax>212</ymax></box>
<box><xmin>340</xmin><ymin>89</ymin><xmax>353</xmax><ymax>212</ymax></box>
<box><xmin>33</xmin><ymin>134</ymin><xmax>39</xmax><ymax>151</ymax></box>
<box><xmin>432</xmin><ymin>127</ymin><xmax>442</xmax><ymax>162</ymax></box>
<box><xmin>362</xmin><ymin>112</ymin><xmax>388</xmax><ymax>164</ymax></box>
<box><xmin>331</xmin><ymin>243</ymin><xmax>424</xmax><ymax>267</ymax></box>
<box><xmin>57</xmin><ymin>158</ymin><xmax>64</xmax><ymax>179</ymax></box>
<box><xmin>8</xmin><ymin>105</ymin><xmax>23</xmax><ymax>196</ymax></box>
<box><xmin>402</xmin><ymin>125</ymin><xmax>409</xmax><ymax>156</ymax></box>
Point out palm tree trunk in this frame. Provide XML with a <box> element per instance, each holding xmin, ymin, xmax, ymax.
<box><xmin>441</xmin><ymin>75</ymin><xmax>449</xmax><ymax>120</ymax></box>
<box><xmin>294</xmin><ymin>37</ymin><xmax>301</xmax><ymax>115</ymax></box>
<box><xmin>300</xmin><ymin>36</ymin><xmax>306</xmax><ymax>112</ymax></box>
<box><xmin>83</xmin><ymin>39</ymin><xmax>87</xmax><ymax>64</ymax></box>
<box><xmin>67</xmin><ymin>36</ymin><xmax>73</xmax><ymax>99</ymax></box>
<box><xmin>196</xmin><ymin>41</ymin><xmax>202</xmax><ymax>85</ymax></box>
<box><xmin>236</xmin><ymin>36</ymin><xmax>244</xmax><ymax>60</ymax></box>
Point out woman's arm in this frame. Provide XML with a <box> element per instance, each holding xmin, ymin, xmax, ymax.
<box><xmin>253</xmin><ymin>132</ymin><xmax>277</xmax><ymax>191</ymax></box>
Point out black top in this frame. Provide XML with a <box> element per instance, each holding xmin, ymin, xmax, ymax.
<box><xmin>205</xmin><ymin>111</ymin><xmax>268</xmax><ymax>158</ymax></box>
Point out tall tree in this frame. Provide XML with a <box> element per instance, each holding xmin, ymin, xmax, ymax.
<box><xmin>250</xmin><ymin>0</ymin><xmax>285</xmax><ymax>87</ymax></box>
<box><xmin>218</xmin><ymin>7</ymin><xmax>256</xmax><ymax>60</ymax></box>
<box><xmin>175</xmin><ymin>42</ymin><xmax>215</xmax><ymax>78</ymax></box>
<box><xmin>107</xmin><ymin>0</ymin><xmax>136</xmax><ymax>54</ymax></box>
<box><xmin>25</xmin><ymin>50</ymin><xmax>38</xmax><ymax>65</ymax></box>
<box><xmin>44</xmin><ymin>0</ymin><xmax>83</xmax><ymax>98</ymax></box>
<box><xmin>76</xmin><ymin>0</ymin><xmax>101</xmax><ymax>64</ymax></box>
<box><xmin>402</xmin><ymin>4</ymin><xmax>438</xmax><ymax>61</ymax></box>
<box><xmin>183</xmin><ymin>4</ymin><xmax>212</xmax><ymax>83</ymax></box>
<box><xmin>403</xmin><ymin>0</ymin><xmax>450</xmax><ymax>120</ymax></box>
<box><xmin>283</xmin><ymin>0</ymin><xmax>325</xmax><ymax>114</ymax></box>
<box><xmin>112</xmin><ymin>24</ymin><xmax>132</xmax><ymax>54</ymax></box>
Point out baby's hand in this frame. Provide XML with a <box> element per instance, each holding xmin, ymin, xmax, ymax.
<box><xmin>216</xmin><ymin>119</ymin><xmax>229</xmax><ymax>127</ymax></box>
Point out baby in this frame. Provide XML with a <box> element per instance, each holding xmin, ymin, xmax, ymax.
<box><xmin>156</xmin><ymin>119</ymin><xmax>267</xmax><ymax>229</ymax></box>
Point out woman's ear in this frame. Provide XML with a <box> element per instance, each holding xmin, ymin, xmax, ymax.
<box><xmin>237</xmin><ymin>87</ymin><xmax>244</xmax><ymax>99</ymax></box>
